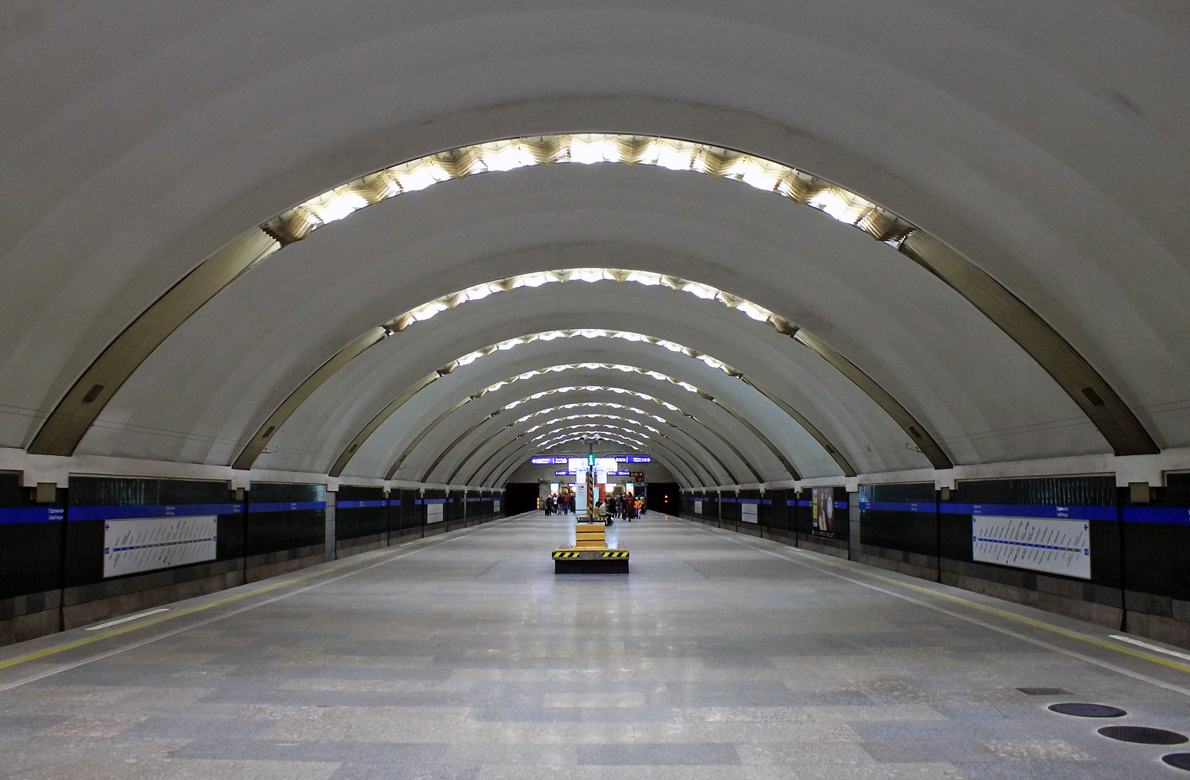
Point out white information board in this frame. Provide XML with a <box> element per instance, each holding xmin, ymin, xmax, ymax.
<box><xmin>575</xmin><ymin>484</ymin><xmax>588</xmax><ymax>514</ymax></box>
<box><xmin>103</xmin><ymin>515</ymin><xmax>217</xmax><ymax>578</ymax></box>
<box><xmin>972</xmin><ymin>515</ymin><xmax>1091</xmax><ymax>579</ymax></box>
<box><xmin>741</xmin><ymin>503</ymin><xmax>758</xmax><ymax>523</ymax></box>
<box><xmin>493</xmin><ymin>500</ymin><xmax>501</xmax><ymax>513</ymax></box>
<box><xmin>693</xmin><ymin>500</ymin><xmax>703</xmax><ymax>514</ymax></box>
<box><xmin>427</xmin><ymin>503</ymin><xmax>444</xmax><ymax>523</ymax></box>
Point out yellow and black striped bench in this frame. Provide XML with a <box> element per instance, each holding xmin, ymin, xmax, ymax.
<box><xmin>552</xmin><ymin>545</ymin><xmax>630</xmax><ymax>573</ymax></box>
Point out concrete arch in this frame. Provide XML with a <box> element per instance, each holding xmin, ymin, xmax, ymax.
<box><xmin>399</xmin><ymin>380</ymin><xmax>774</xmax><ymax>486</ymax></box>
<box><xmin>456</xmin><ymin>410</ymin><xmax>730</xmax><ymax>486</ymax></box>
<box><xmin>485</xmin><ymin>429</ymin><xmax>700</xmax><ymax>489</ymax></box>
<box><xmin>230</xmin><ymin>266</ymin><xmax>945</xmax><ymax>472</ymax></box>
<box><xmin>326</xmin><ymin>329</ymin><xmax>822</xmax><ymax>481</ymax></box>
<box><xmin>496</xmin><ymin>436</ymin><xmax>696</xmax><ymax>490</ymax></box>
<box><xmin>417</xmin><ymin>399</ymin><xmax>745</xmax><ymax>486</ymax></box>
<box><xmin>25</xmin><ymin>134</ymin><xmax>1153</xmax><ymax>462</ymax></box>
<box><xmin>375</xmin><ymin>362</ymin><xmax>787</xmax><ymax>486</ymax></box>
<box><xmin>475</xmin><ymin>415</ymin><xmax>717</xmax><ymax>488</ymax></box>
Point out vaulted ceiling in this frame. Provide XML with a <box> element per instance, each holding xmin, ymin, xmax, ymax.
<box><xmin>3</xmin><ymin>1</ymin><xmax>1187</xmax><ymax>487</ymax></box>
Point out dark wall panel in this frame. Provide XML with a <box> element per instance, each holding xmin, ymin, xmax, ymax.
<box><xmin>246</xmin><ymin>482</ymin><xmax>325</xmax><ymax>558</ymax></box>
<box><xmin>0</xmin><ymin>472</ymin><xmax>65</xmax><ymax>601</ymax></box>
<box><xmin>1121</xmin><ymin>474</ymin><xmax>1190</xmax><ymax>602</ymax></box>
<box><xmin>335</xmin><ymin>485</ymin><xmax>388</xmax><ymax>541</ymax></box>
<box><xmin>858</xmin><ymin>482</ymin><xmax>937</xmax><ymax>558</ymax></box>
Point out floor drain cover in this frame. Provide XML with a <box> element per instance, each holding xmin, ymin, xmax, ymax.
<box><xmin>1163</xmin><ymin>754</ymin><xmax>1190</xmax><ymax>771</ymax></box>
<box><xmin>1098</xmin><ymin>726</ymin><xmax>1188</xmax><ymax>745</ymax></box>
<box><xmin>1018</xmin><ymin>687</ymin><xmax>1070</xmax><ymax>696</ymax></box>
<box><xmin>1048</xmin><ymin>703</ymin><xmax>1126</xmax><ymax>718</ymax></box>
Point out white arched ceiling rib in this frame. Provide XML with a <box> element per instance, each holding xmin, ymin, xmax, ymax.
<box><xmin>482</xmin><ymin>430</ymin><xmax>692</xmax><ymax>488</ymax></box>
<box><xmin>388</xmin><ymin>387</ymin><xmax>738</xmax><ymax>483</ymax></box>
<box><xmin>418</xmin><ymin>399</ymin><xmax>745</xmax><ymax>486</ymax></box>
<box><xmin>433</xmin><ymin>387</ymin><xmax>686</xmax><ymax>483</ymax></box>
<box><xmin>446</xmin><ymin>409</ymin><xmax>729</xmax><ymax>486</ymax></box>
<box><xmin>479</xmin><ymin>425</ymin><xmax>696</xmax><ymax>487</ymax></box>
<box><xmin>436</xmin><ymin>387</ymin><xmax>747</xmax><ymax>487</ymax></box>
<box><xmin>26</xmin><ymin>135</ymin><xmax>1154</xmax><ymax>462</ymax></box>
<box><xmin>392</xmin><ymin>375</ymin><xmax>764</xmax><ymax>485</ymax></box>
<box><xmin>426</xmin><ymin>364</ymin><xmax>803</xmax><ymax>485</ymax></box>
<box><xmin>327</xmin><ymin>330</ymin><xmax>813</xmax><ymax>480</ymax></box>
<box><xmin>506</xmin><ymin>431</ymin><xmax>693</xmax><ymax>490</ymax></box>
<box><xmin>230</xmin><ymin>267</ymin><xmax>944</xmax><ymax>472</ymax></box>
<box><xmin>454</xmin><ymin>403</ymin><xmax>723</xmax><ymax>487</ymax></box>
<box><xmin>368</xmin><ymin>362</ymin><xmax>705</xmax><ymax>479</ymax></box>
<box><xmin>486</xmin><ymin>430</ymin><xmax>693</xmax><ymax>489</ymax></box>
<box><xmin>496</xmin><ymin>436</ymin><xmax>695</xmax><ymax>491</ymax></box>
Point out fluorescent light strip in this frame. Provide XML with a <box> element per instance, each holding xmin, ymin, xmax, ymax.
<box><xmin>528</xmin><ymin>414</ymin><xmax>663</xmax><ymax>437</ymax></box>
<box><xmin>481</xmin><ymin>363</ymin><xmax>702</xmax><ymax>396</ymax></box>
<box><xmin>503</xmin><ymin>385</ymin><xmax>680</xmax><ymax>412</ymax></box>
<box><xmin>265</xmin><ymin>134</ymin><xmax>912</xmax><ymax>247</ymax></box>
<box><xmin>449</xmin><ymin>328</ymin><xmax>739</xmax><ymax>376</ymax></box>
<box><xmin>515</xmin><ymin>402</ymin><xmax>667</xmax><ymax>426</ymax></box>
<box><xmin>534</xmin><ymin>423</ymin><xmax>654</xmax><ymax>443</ymax></box>
<box><xmin>381</xmin><ymin>268</ymin><xmax>797</xmax><ymax>337</ymax></box>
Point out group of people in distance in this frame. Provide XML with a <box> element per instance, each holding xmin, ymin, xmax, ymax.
<box><xmin>543</xmin><ymin>491</ymin><xmax>573</xmax><ymax>515</ymax></box>
<box><xmin>597</xmin><ymin>493</ymin><xmax>643</xmax><ymax>526</ymax></box>
<box><xmin>542</xmin><ymin>490</ymin><xmax>645</xmax><ymax>526</ymax></box>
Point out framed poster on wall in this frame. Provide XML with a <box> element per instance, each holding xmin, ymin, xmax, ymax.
<box><xmin>812</xmin><ymin>487</ymin><xmax>835</xmax><ymax>536</ymax></box>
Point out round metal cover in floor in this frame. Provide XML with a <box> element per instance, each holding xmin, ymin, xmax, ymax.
<box><xmin>1163</xmin><ymin>754</ymin><xmax>1190</xmax><ymax>771</ymax></box>
<box><xmin>1048</xmin><ymin>703</ymin><xmax>1126</xmax><ymax>718</ymax></box>
<box><xmin>1097</xmin><ymin>726</ymin><xmax>1188</xmax><ymax>745</ymax></box>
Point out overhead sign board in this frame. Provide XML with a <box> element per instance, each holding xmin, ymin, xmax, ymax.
<box><xmin>622</xmin><ymin>456</ymin><xmax>651</xmax><ymax>463</ymax></box>
<box><xmin>531</xmin><ymin>457</ymin><xmax>568</xmax><ymax>465</ymax></box>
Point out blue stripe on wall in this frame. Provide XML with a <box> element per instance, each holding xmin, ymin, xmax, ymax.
<box><xmin>248</xmin><ymin>501</ymin><xmax>326</xmax><ymax>513</ymax></box>
<box><xmin>860</xmin><ymin>501</ymin><xmax>935</xmax><ymax>514</ymax></box>
<box><xmin>0</xmin><ymin>507</ymin><xmax>65</xmax><ymax>525</ymax></box>
<box><xmin>70</xmin><ymin>503</ymin><xmax>244</xmax><ymax>521</ymax></box>
<box><xmin>1123</xmin><ymin>506</ymin><xmax>1190</xmax><ymax>525</ymax></box>
<box><xmin>939</xmin><ymin>503</ymin><xmax>1115</xmax><ymax>521</ymax></box>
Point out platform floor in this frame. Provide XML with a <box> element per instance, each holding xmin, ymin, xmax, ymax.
<box><xmin>2</xmin><ymin>511</ymin><xmax>1189</xmax><ymax>779</ymax></box>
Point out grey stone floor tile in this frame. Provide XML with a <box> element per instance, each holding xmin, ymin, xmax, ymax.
<box><xmin>859</xmin><ymin>737</ymin><xmax>997</xmax><ymax>763</ymax></box>
<box><xmin>329</xmin><ymin>762</ymin><xmax>482</xmax><ymax>780</ymax></box>
<box><xmin>168</xmin><ymin>739</ymin><xmax>449</xmax><ymax>763</ymax></box>
<box><xmin>577</xmin><ymin>742</ymin><xmax>741</xmax><ymax>765</ymax></box>
<box><xmin>0</xmin><ymin>513</ymin><xmax>1187</xmax><ymax>780</ymax></box>
<box><xmin>117</xmin><ymin>715</ymin><xmax>277</xmax><ymax>741</ymax></box>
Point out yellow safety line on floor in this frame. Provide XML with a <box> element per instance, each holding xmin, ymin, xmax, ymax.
<box><xmin>0</xmin><ymin>515</ymin><xmax>524</xmax><ymax>672</ymax></box>
<box><xmin>682</xmin><ymin>518</ymin><xmax>1190</xmax><ymax>677</ymax></box>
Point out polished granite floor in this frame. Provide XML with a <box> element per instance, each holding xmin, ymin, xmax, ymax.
<box><xmin>1</xmin><ymin>511</ymin><xmax>1189</xmax><ymax>779</ymax></box>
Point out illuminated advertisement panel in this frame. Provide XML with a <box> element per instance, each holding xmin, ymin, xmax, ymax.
<box><xmin>811</xmin><ymin>487</ymin><xmax>836</xmax><ymax>536</ymax></box>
